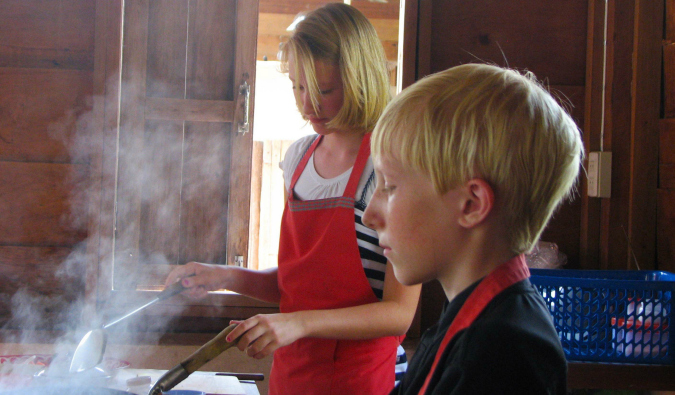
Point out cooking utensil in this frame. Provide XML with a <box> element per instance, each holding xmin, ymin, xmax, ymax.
<box><xmin>70</xmin><ymin>281</ymin><xmax>186</xmax><ymax>374</ymax></box>
<box><xmin>148</xmin><ymin>324</ymin><xmax>238</xmax><ymax>395</ymax></box>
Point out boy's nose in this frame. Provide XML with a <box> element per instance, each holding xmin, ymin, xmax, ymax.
<box><xmin>362</xmin><ymin>204</ymin><xmax>380</xmax><ymax>231</ymax></box>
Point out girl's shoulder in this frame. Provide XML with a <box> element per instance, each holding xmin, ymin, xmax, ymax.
<box><xmin>280</xmin><ymin>134</ymin><xmax>318</xmax><ymax>173</ymax></box>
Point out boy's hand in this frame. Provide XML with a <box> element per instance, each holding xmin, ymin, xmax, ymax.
<box><xmin>226</xmin><ymin>313</ymin><xmax>306</xmax><ymax>359</ymax></box>
<box><xmin>164</xmin><ymin>261</ymin><xmax>224</xmax><ymax>299</ymax></box>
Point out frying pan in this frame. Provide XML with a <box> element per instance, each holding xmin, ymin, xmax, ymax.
<box><xmin>70</xmin><ymin>281</ymin><xmax>186</xmax><ymax>374</ymax></box>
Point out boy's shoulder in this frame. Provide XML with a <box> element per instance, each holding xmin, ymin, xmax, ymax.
<box><xmin>452</xmin><ymin>281</ymin><xmax>567</xmax><ymax>391</ymax></box>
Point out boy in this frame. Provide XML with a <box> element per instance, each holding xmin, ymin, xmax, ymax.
<box><xmin>362</xmin><ymin>63</ymin><xmax>582</xmax><ymax>394</ymax></box>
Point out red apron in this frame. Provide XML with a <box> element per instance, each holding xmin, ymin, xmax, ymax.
<box><xmin>269</xmin><ymin>133</ymin><xmax>399</xmax><ymax>395</ymax></box>
<box><xmin>417</xmin><ymin>255</ymin><xmax>530</xmax><ymax>394</ymax></box>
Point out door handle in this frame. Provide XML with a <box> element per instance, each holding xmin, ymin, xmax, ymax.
<box><xmin>238</xmin><ymin>80</ymin><xmax>250</xmax><ymax>134</ymax></box>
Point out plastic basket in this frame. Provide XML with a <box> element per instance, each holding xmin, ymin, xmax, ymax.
<box><xmin>530</xmin><ymin>268</ymin><xmax>674</xmax><ymax>365</ymax></box>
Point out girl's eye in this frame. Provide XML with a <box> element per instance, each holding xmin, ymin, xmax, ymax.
<box><xmin>319</xmin><ymin>89</ymin><xmax>331</xmax><ymax>95</ymax></box>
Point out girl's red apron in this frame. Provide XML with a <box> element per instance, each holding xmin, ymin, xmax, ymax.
<box><xmin>269</xmin><ymin>133</ymin><xmax>400</xmax><ymax>395</ymax></box>
<box><xmin>417</xmin><ymin>255</ymin><xmax>530</xmax><ymax>394</ymax></box>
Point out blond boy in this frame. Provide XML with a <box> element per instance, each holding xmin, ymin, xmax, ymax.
<box><xmin>362</xmin><ymin>63</ymin><xmax>583</xmax><ymax>394</ymax></box>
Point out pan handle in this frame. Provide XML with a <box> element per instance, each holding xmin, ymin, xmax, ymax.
<box><xmin>216</xmin><ymin>372</ymin><xmax>265</xmax><ymax>381</ymax></box>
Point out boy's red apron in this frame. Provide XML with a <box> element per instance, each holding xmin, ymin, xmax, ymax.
<box><xmin>417</xmin><ymin>255</ymin><xmax>530</xmax><ymax>394</ymax></box>
<box><xmin>269</xmin><ymin>133</ymin><xmax>399</xmax><ymax>395</ymax></box>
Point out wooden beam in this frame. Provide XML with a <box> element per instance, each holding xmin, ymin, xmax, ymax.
<box><xmin>259</xmin><ymin>0</ymin><xmax>399</xmax><ymax>20</ymax></box>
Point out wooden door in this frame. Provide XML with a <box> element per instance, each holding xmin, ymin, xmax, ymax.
<box><xmin>91</xmin><ymin>0</ymin><xmax>273</xmax><ymax>327</ymax></box>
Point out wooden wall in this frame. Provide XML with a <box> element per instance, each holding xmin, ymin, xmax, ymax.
<box><xmin>402</xmin><ymin>0</ymin><xmax>665</xmax><ymax>330</ymax></box>
<box><xmin>659</xmin><ymin>0</ymin><xmax>675</xmax><ymax>273</ymax></box>
<box><xmin>0</xmin><ymin>0</ymin><xmax>97</xmax><ymax>329</ymax></box>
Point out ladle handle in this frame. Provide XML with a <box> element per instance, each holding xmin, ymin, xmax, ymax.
<box><xmin>157</xmin><ymin>279</ymin><xmax>187</xmax><ymax>300</ymax></box>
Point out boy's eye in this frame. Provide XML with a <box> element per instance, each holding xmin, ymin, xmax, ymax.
<box><xmin>381</xmin><ymin>184</ymin><xmax>395</xmax><ymax>194</ymax></box>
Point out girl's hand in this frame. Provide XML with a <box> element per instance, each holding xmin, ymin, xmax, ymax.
<box><xmin>164</xmin><ymin>261</ymin><xmax>226</xmax><ymax>299</ymax></box>
<box><xmin>227</xmin><ymin>313</ymin><xmax>306</xmax><ymax>359</ymax></box>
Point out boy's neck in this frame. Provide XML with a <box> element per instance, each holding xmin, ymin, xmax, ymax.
<box><xmin>437</xmin><ymin>227</ymin><xmax>517</xmax><ymax>302</ymax></box>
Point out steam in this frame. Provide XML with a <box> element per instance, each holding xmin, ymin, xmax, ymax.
<box><xmin>0</xmin><ymin>79</ymin><xmax>200</xmax><ymax>390</ymax></box>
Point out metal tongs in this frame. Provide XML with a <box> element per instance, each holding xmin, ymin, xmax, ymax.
<box><xmin>69</xmin><ymin>281</ymin><xmax>187</xmax><ymax>374</ymax></box>
<box><xmin>148</xmin><ymin>324</ymin><xmax>239</xmax><ymax>395</ymax></box>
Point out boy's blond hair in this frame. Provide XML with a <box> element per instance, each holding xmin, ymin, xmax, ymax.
<box><xmin>279</xmin><ymin>3</ymin><xmax>391</xmax><ymax>133</ymax></box>
<box><xmin>372</xmin><ymin>63</ymin><xmax>584</xmax><ymax>254</ymax></box>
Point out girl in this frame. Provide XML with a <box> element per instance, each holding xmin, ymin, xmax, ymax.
<box><xmin>165</xmin><ymin>4</ymin><xmax>420</xmax><ymax>394</ymax></box>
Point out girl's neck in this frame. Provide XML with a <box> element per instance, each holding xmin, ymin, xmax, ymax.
<box><xmin>313</xmin><ymin>131</ymin><xmax>365</xmax><ymax>179</ymax></box>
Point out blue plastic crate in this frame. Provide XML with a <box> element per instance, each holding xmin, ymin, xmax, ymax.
<box><xmin>530</xmin><ymin>268</ymin><xmax>674</xmax><ymax>365</ymax></box>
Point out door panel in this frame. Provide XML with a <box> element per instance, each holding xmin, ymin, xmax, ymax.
<box><xmin>109</xmin><ymin>0</ymin><xmax>257</xmax><ymax>294</ymax></box>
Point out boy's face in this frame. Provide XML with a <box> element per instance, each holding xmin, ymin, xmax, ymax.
<box><xmin>363</xmin><ymin>154</ymin><xmax>464</xmax><ymax>286</ymax></box>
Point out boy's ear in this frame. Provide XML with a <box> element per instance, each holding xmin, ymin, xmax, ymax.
<box><xmin>458</xmin><ymin>179</ymin><xmax>494</xmax><ymax>228</ymax></box>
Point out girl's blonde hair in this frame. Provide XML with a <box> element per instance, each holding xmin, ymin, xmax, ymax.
<box><xmin>279</xmin><ymin>3</ymin><xmax>391</xmax><ymax>132</ymax></box>
<box><xmin>372</xmin><ymin>63</ymin><xmax>584</xmax><ymax>254</ymax></box>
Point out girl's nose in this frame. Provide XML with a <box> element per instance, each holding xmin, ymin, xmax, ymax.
<box><xmin>301</xmin><ymin>91</ymin><xmax>317</xmax><ymax>115</ymax></box>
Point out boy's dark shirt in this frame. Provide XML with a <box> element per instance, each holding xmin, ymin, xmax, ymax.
<box><xmin>393</xmin><ymin>278</ymin><xmax>567</xmax><ymax>394</ymax></box>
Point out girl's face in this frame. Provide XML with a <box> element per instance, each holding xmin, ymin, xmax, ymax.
<box><xmin>288</xmin><ymin>58</ymin><xmax>345</xmax><ymax>135</ymax></box>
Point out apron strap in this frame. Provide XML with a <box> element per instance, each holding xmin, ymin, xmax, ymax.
<box><xmin>417</xmin><ymin>255</ymin><xmax>530</xmax><ymax>395</ymax></box>
<box><xmin>289</xmin><ymin>133</ymin><xmax>372</xmax><ymax>200</ymax></box>
<box><xmin>343</xmin><ymin>133</ymin><xmax>371</xmax><ymax>198</ymax></box>
<box><xmin>289</xmin><ymin>135</ymin><xmax>323</xmax><ymax>194</ymax></box>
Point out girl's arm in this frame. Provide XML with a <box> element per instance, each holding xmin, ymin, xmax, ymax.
<box><xmin>165</xmin><ymin>263</ymin><xmax>281</xmax><ymax>303</ymax></box>
<box><xmin>227</xmin><ymin>262</ymin><xmax>421</xmax><ymax>358</ymax></box>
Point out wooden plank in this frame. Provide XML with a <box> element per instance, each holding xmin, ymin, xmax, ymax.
<box><xmin>248</xmin><ymin>141</ymin><xmax>264</xmax><ymax>270</ymax></box>
<box><xmin>580</xmin><ymin>0</ymin><xmax>607</xmax><ymax>270</ymax></box>
<box><xmin>602</xmin><ymin>0</ymin><xmax>635</xmax><ymax>270</ymax></box>
<box><xmin>568</xmin><ymin>362</ymin><xmax>675</xmax><ymax>391</ymax></box>
<box><xmin>661</xmin><ymin>119</ymin><xmax>675</xmax><ymax>164</ymax></box>
<box><xmin>0</xmin><ymin>245</ymin><xmax>84</xmax><ymax>329</ymax></box>
<box><xmin>136</xmin><ymin>119</ymin><xmax>183</xmax><ymax>268</ymax></box>
<box><xmin>667</xmin><ymin>0</ymin><xmax>675</xmax><ymax>43</ymax></box>
<box><xmin>657</xmin><ymin>189</ymin><xmax>675</xmax><ymax>272</ymax></box>
<box><xmin>225</xmin><ymin>0</ymin><xmax>258</xmax><ymax>267</ymax></box>
<box><xmin>94</xmin><ymin>0</ymin><xmax>124</xmax><ymax>305</ymax></box>
<box><xmin>0</xmin><ymin>0</ymin><xmax>95</xmax><ymax>70</ymax></box>
<box><xmin>0</xmin><ymin>246</ymin><xmax>78</xmax><ymax>295</ymax></box>
<box><xmin>398</xmin><ymin>0</ymin><xmax>419</xmax><ymax>89</ymax></box>
<box><xmin>83</xmin><ymin>0</ymin><xmax>121</xmax><ymax>324</ymax></box>
<box><xmin>0</xmin><ymin>162</ymin><xmax>89</xmax><ymax>246</ymax></box>
<box><xmin>427</xmin><ymin>0</ymin><xmax>588</xmax><ymax>85</ymax></box>
<box><xmin>259</xmin><ymin>0</ymin><xmax>399</xmax><ymax>20</ymax></box>
<box><xmin>625</xmin><ymin>0</ymin><xmax>663</xmax><ymax>271</ymax></box>
<box><xmin>0</xmin><ymin>68</ymin><xmax>93</xmax><ymax>163</ymax></box>
<box><xmin>186</xmin><ymin>0</ymin><xmax>237</xmax><ymax>101</ymax></box>
<box><xmin>145</xmin><ymin>97</ymin><xmax>235</xmax><ymax>122</ymax></box>
<box><xmin>258</xmin><ymin>13</ymin><xmax>399</xmax><ymax>42</ymax></box>
<box><xmin>662</xmin><ymin>164</ymin><xmax>675</xmax><ymax>190</ymax></box>
<box><xmin>540</xmin><ymin>73</ymin><xmax>585</xmax><ymax>267</ymax></box>
<box><xmin>114</xmin><ymin>0</ymin><xmax>151</xmax><ymax>286</ymax></box>
<box><xmin>664</xmin><ymin>43</ymin><xmax>675</xmax><ymax>118</ymax></box>
<box><xmin>146</xmin><ymin>0</ymin><xmax>188</xmax><ymax>99</ymax></box>
<box><xmin>179</xmin><ymin>122</ymin><xmax>231</xmax><ymax>265</ymax></box>
<box><xmin>258</xmin><ymin>140</ymin><xmax>274</xmax><ymax>270</ymax></box>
